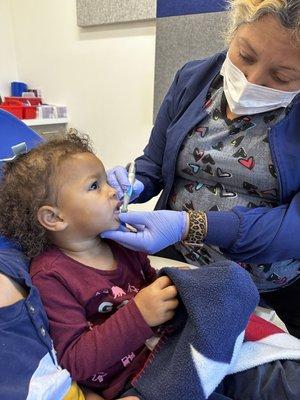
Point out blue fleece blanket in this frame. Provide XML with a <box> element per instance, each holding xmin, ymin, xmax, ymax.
<box><xmin>131</xmin><ymin>261</ymin><xmax>300</xmax><ymax>400</ymax></box>
<box><xmin>132</xmin><ymin>261</ymin><xmax>259</xmax><ymax>400</ymax></box>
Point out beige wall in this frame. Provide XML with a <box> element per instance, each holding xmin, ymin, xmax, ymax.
<box><xmin>7</xmin><ymin>0</ymin><xmax>158</xmax><ymax>209</ymax></box>
<box><xmin>0</xmin><ymin>0</ymin><xmax>18</xmax><ymax>97</ymax></box>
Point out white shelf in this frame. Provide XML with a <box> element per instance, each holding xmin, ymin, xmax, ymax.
<box><xmin>22</xmin><ymin>118</ymin><xmax>68</xmax><ymax>126</ymax></box>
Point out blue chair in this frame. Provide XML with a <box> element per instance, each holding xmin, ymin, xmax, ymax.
<box><xmin>0</xmin><ymin>109</ymin><xmax>44</xmax><ymax>249</ymax></box>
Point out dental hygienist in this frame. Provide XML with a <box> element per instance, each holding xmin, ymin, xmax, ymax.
<box><xmin>103</xmin><ymin>0</ymin><xmax>300</xmax><ymax>337</ymax></box>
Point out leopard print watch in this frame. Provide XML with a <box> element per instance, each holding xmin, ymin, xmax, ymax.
<box><xmin>183</xmin><ymin>210</ymin><xmax>207</xmax><ymax>246</ymax></box>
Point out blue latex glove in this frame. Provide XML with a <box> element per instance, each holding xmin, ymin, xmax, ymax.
<box><xmin>106</xmin><ymin>165</ymin><xmax>144</xmax><ymax>201</ymax></box>
<box><xmin>101</xmin><ymin>210</ymin><xmax>188</xmax><ymax>254</ymax></box>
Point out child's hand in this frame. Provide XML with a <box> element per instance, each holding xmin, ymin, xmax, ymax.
<box><xmin>134</xmin><ymin>276</ymin><xmax>178</xmax><ymax>327</ymax></box>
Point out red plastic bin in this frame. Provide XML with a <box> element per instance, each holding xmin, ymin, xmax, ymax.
<box><xmin>5</xmin><ymin>96</ymin><xmax>42</xmax><ymax>106</ymax></box>
<box><xmin>0</xmin><ymin>99</ymin><xmax>36</xmax><ymax>119</ymax></box>
<box><xmin>23</xmin><ymin>106</ymin><xmax>36</xmax><ymax>119</ymax></box>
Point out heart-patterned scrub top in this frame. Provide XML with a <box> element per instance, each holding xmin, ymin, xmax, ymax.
<box><xmin>168</xmin><ymin>74</ymin><xmax>300</xmax><ymax>292</ymax></box>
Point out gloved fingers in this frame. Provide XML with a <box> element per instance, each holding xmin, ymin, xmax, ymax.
<box><xmin>131</xmin><ymin>180</ymin><xmax>144</xmax><ymax>199</ymax></box>
<box><xmin>118</xmin><ymin>223</ymin><xmax>130</xmax><ymax>232</ymax></box>
<box><xmin>107</xmin><ymin>173</ymin><xmax>124</xmax><ymax>199</ymax></box>
<box><xmin>100</xmin><ymin>230</ymin><xmax>139</xmax><ymax>250</ymax></box>
<box><xmin>107</xmin><ymin>167</ymin><xmax>144</xmax><ymax>203</ymax></box>
<box><xmin>133</xmin><ymin>224</ymin><xmax>145</xmax><ymax>231</ymax></box>
<box><xmin>114</xmin><ymin>166</ymin><xmax>131</xmax><ymax>189</ymax></box>
<box><xmin>106</xmin><ymin>166</ymin><xmax>129</xmax><ymax>199</ymax></box>
<box><xmin>119</xmin><ymin>222</ymin><xmax>145</xmax><ymax>232</ymax></box>
<box><xmin>118</xmin><ymin>211</ymin><xmax>151</xmax><ymax>226</ymax></box>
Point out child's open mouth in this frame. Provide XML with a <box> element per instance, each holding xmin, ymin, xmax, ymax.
<box><xmin>114</xmin><ymin>201</ymin><xmax>122</xmax><ymax>216</ymax></box>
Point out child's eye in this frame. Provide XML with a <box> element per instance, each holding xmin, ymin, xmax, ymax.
<box><xmin>90</xmin><ymin>181</ymin><xmax>100</xmax><ymax>190</ymax></box>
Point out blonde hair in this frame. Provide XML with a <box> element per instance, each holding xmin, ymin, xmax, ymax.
<box><xmin>225</xmin><ymin>0</ymin><xmax>300</xmax><ymax>43</ymax></box>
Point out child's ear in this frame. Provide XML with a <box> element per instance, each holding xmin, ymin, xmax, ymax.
<box><xmin>37</xmin><ymin>206</ymin><xmax>68</xmax><ymax>232</ymax></box>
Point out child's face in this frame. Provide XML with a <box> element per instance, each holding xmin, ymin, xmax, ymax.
<box><xmin>56</xmin><ymin>152</ymin><xmax>120</xmax><ymax>237</ymax></box>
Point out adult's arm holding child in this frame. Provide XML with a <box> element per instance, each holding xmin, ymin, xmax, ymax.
<box><xmin>0</xmin><ymin>273</ymin><xmax>138</xmax><ymax>400</ymax></box>
<box><xmin>0</xmin><ymin>272</ymin><xmax>27</xmax><ymax>305</ymax></box>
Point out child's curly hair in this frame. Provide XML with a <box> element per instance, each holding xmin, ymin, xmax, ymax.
<box><xmin>0</xmin><ymin>130</ymin><xmax>94</xmax><ymax>258</ymax></box>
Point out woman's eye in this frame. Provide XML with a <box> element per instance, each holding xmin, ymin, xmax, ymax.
<box><xmin>90</xmin><ymin>181</ymin><xmax>100</xmax><ymax>190</ymax></box>
<box><xmin>239</xmin><ymin>52</ymin><xmax>254</xmax><ymax>64</ymax></box>
<box><xmin>273</xmin><ymin>75</ymin><xmax>290</xmax><ymax>84</ymax></box>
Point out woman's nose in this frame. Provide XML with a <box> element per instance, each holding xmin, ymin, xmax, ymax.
<box><xmin>244</xmin><ymin>68</ymin><xmax>268</xmax><ymax>87</ymax></box>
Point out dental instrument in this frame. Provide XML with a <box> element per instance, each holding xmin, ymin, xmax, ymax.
<box><xmin>120</xmin><ymin>161</ymin><xmax>135</xmax><ymax>213</ymax></box>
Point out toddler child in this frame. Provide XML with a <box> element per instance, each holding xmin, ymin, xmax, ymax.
<box><xmin>0</xmin><ymin>132</ymin><xmax>178</xmax><ymax>399</ymax></box>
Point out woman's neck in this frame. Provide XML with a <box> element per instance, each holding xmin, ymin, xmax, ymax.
<box><xmin>226</xmin><ymin>105</ymin><xmax>241</xmax><ymax>120</ymax></box>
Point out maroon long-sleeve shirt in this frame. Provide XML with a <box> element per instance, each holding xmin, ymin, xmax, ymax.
<box><xmin>30</xmin><ymin>240</ymin><xmax>157</xmax><ymax>399</ymax></box>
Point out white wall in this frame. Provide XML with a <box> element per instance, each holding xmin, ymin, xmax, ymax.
<box><xmin>9</xmin><ymin>0</ymin><xmax>158</xmax><ymax>209</ymax></box>
<box><xmin>0</xmin><ymin>0</ymin><xmax>18</xmax><ymax>97</ymax></box>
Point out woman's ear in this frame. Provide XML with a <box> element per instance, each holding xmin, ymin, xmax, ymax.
<box><xmin>37</xmin><ymin>205</ymin><xmax>68</xmax><ymax>232</ymax></box>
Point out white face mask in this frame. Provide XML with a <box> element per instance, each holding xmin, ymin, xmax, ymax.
<box><xmin>220</xmin><ymin>54</ymin><xmax>300</xmax><ymax>115</ymax></box>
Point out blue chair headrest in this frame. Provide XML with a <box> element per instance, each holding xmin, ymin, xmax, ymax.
<box><xmin>0</xmin><ymin>109</ymin><xmax>44</xmax><ymax>175</ymax></box>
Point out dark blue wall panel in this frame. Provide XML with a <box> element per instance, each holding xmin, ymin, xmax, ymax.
<box><xmin>157</xmin><ymin>0</ymin><xmax>228</xmax><ymax>18</ymax></box>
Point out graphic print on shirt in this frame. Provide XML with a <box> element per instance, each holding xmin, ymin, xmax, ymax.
<box><xmin>240</xmin><ymin>261</ymin><xmax>291</xmax><ymax>287</ymax></box>
<box><xmin>211</xmin><ymin>141</ymin><xmax>224</xmax><ymax>151</ymax></box>
<box><xmin>86</xmin><ymin>283</ymin><xmax>137</xmax><ymax>321</ymax></box>
<box><xmin>202</xmin><ymin>154</ymin><xmax>215</xmax><ymax>165</ymax></box>
<box><xmin>209</xmin><ymin>205</ymin><xmax>220</xmax><ymax>211</ymax></box>
<box><xmin>230</xmin><ymin>136</ymin><xmax>244</xmax><ymax>147</ymax></box>
<box><xmin>127</xmin><ymin>283</ymin><xmax>139</xmax><ymax>293</ymax></box>
<box><xmin>121</xmin><ymin>352</ymin><xmax>136</xmax><ymax>367</ymax></box>
<box><xmin>185</xmin><ymin>247</ymin><xmax>213</xmax><ymax>265</ymax></box>
<box><xmin>117</xmin><ymin>299</ymin><xmax>130</xmax><ymax>310</ymax></box>
<box><xmin>169</xmin><ymin>73</ymin><xmax>287</xmax><ymax>290</ymax></box>
<box><xmin>188</xmin><ymin>162</ymin><xmax>200</xmax><ymax>174</ymax></box>
<box><xmin>232</xmin><ymin>147</ymin><xmax>247</xmax><ymax>158</ymax></box>
<box><xmin>92</xmin><ymin>372</ymin><xmax>108</xmax><ymax>383</ymax></box>
<box><xmin>195</xmin><ymin>126</ymin><xmax>209</xmax><ymax>138</ymax></box>
<box><xmin>243</xmin><ymin>181</ymin><xmax>259</xmax><ymax>195</ymax></box>
<box><xmin>183</xmin><ymin>200</ymin><xmax>195</xmax><ymax>211</ymax></box>
<box><xmin>206</xmin><ymin>183</ymin><xmax>237</xmax><ymax>198</ymax></box>
<box><xmin>179</xmin><ymin>89</ymin><xmax>279</xmax><ymax>200</ymax></box>
<box><xmin>169</xmin><ymin>191</ymin><xmax>177</xmax><ymax>204</ymax></box>
<box><xmin>184</xmin><ymin>182</ymin><xmax>194</xmax><ymax>193</ymax></box>
<box><xmin>260</xmin><ymin>189</ymin><xmax>278</xmax><ymax>199</ymax></box>
<box><xmin>184</xmin><ymin>181</ymin><xmax>205</xmax><ymax>193</ymax></box>
<box><xmin>182</xmin><ymin>167</ymin><xmax>193</xmax><ymax>176</ymax></box>
<box><xmin>98</xmin><ymin>301</ymin><xmax>114</xmax><ymax>313</ymax></box>
<box><xmin>238</xmin><ymin>156</ymin><xmax>255</xmax><ymax>170</ymax></box>
<box><xmin>266</xmin><ymin>273</ymin><xmax>287</xmax><ymax>285</ymax></box>
<box><xmin>203</xmin><ymin>164</ymin><xmax>213</xmax><ymax>175</ymax></box>
<box><xmin>228</xmin><ymin>117</ymin><xmax>256</xmax><ymax>135</ymax></box>
<box><xmin>213</xmin><ymin>108</ymin><xmax>222</xmax><ymax>120</ymax></box>
<box><xmin>269</xmin><ymin>164</ymin><xmax>277</xmax><ymax>178</ymax></box>
<box><xmin>195</xmin><ymin>182</ymin><xmax>204</xmax><ymax>190</ymax></box>
<box><xmin>216</xmin><ymin>168</ymin><xmax>232</xmax><ymax>178</ymax></box>
<box><xmin>111</xmin><ymin>286</ymin><xmax>126</xmax><ymax>299</ymax></box>
<box><xmin>193</xmin><ymin>147</ymin><xmax>204</xmax><ymax>161</ymax></box>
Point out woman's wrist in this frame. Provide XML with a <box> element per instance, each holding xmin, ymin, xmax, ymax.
<box><xmin>182</xmin><ymin>210</ymin><xmax>207</xmax><ymax>245</ymax></box>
